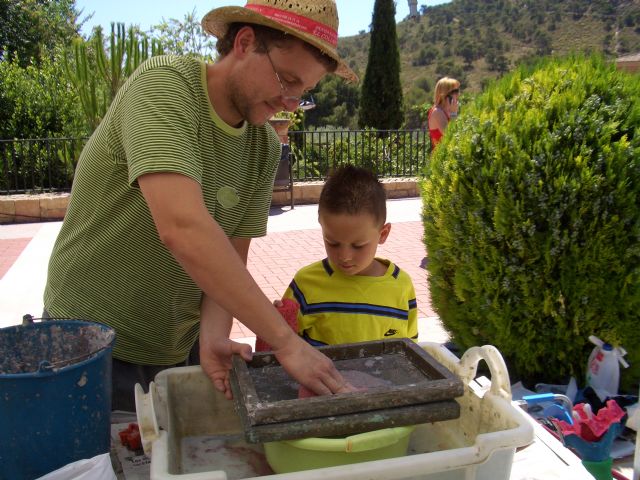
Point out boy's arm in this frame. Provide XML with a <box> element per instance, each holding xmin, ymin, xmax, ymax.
<box><xmin>282</xmin><ymin>284</ymin><xmax>302</xmax><ymax>334</ymax></box>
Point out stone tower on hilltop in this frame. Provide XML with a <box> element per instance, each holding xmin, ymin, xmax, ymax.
<box><xmin>408</xmin><ymin>0</ymin><xmax>418</xmax><ymax>18</ymax></box>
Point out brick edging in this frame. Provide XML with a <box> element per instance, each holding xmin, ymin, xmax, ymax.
<box><xmin>0</xmin><ymin>193</ymin><xmax>70</xmax><ymax>224</ymax></box>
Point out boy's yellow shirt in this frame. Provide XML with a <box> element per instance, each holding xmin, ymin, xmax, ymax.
<box><xmin>283</xmin><ymin>258</ymin><xmax>418</xmax><ymax>346</ymax></box>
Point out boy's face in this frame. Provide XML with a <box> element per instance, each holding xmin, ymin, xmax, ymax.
<box><xmin>319</xmin><ymin>211</ymin><xmax>391</xmax><ymax>277</ymax></box>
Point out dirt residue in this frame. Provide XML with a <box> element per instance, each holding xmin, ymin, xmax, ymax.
<box><xmin>0</xmin><ymin>323</ymin><xmax>115</xmax><ymax>374</ymax></box>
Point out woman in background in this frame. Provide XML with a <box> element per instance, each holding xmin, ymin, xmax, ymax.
<box><xmin>427</xmin><ymin>77</ymin><xmax>460</xmax><ymax>149</ymax></box>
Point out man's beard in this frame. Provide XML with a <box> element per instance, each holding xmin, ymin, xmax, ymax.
<box><xmin>228</xmin><ymin>82</ymin><xmax>270</xmax><ymax>127</ymax></box>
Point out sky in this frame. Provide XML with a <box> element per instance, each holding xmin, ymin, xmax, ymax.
<box><xmin>75</xmin><ymin>0</ymin><xmax>451</xmax><ymax>38</ymax></box>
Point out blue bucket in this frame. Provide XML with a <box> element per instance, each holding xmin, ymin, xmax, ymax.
<box><xmin>0</xmin><ymin>319</ymin><xmax>115</xmax><ymax>480</ymax></box>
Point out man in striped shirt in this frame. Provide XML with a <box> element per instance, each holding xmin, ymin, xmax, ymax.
<box><xmin>43</xmin><ymin>0</ymin><xmax>358</xmax><ymax>411</ymax></box>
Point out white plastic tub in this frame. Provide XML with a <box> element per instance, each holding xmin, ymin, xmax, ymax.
<box><xmin>135</xmin><ymin>342</ymin><xmax>534</xmax><ymax>480</ymax></box>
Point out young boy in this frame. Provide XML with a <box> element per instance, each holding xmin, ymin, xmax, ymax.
<box><xmin>280</xmin><ymin>165</ymin><xmax>419</xmax><ymax>346</ymax></box>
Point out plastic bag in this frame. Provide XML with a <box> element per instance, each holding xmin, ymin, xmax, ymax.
<box><xmin>36</xmin><ymin>453</ymin><xmax>116</xmax><ymax>480</ymax></box>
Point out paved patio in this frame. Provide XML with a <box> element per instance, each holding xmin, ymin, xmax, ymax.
<box><xmin>0</xmin><ymin>197</ymin><xmax>449</xmax><ymax>343</ymax></box>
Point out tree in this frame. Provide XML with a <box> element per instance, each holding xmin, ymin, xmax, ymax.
<box><xmin>358</xmin><ymin>0</ymin><xmax>403</xmax><ymax>129</ymax></box>
<box><xmin>412</xmin><ymin>47</ymin><xmax>437</xmax><ymax>67</ymax></box>
<box><xmin>0</xmin><ymin>50</ymin><xmax>85</xmax><ymax>191</ymax></box>
<box><xmin>64</xmin><ymin>23</ymin><xmax>165</xmax><ymax>132</ymax></box>
<box><xmin>0</xmin><ymin>50</ymin><xmax>84</xmax><ymax>139</ymax></box>
<box><xmin>486</xmin><ymin>49</ymin><xmax>509</xmax><ymax>74</ymax></box>
<box><xmin>0</xmin><ymin>0</ymin><xmax>83</xmax><ymax>140</ymax></box>
<box><xmin>457</xmin><ymin>38</ymin><xmax>476</xmax><ymax>68</ymax></box>
<box><xmin>304</xmin><ymin>75</ymin><xmax>360</xmax><ymax>129</ymax></box>
<box><xmin>403</xmin><ymin>86</ymin><xmax>429</xmax><ymax>129</ymax></box>
<box><xmin>434</xmin><ymin>58</ymin><xmax>466</xmax><ymax>85</ymax></box>
<box><xmin>0</xmin><ymin>0</ymin><xmax>79</xmax><ymax>66</ymax></box>
<box><xmin>534</xmin><ymin>30</ymin><xmax>552</xmax><ymax>56</ymax></box>
<box><xmin>149</xmin><ymin>9</ymin><xmax>216</xmax><ymax>60</ymax></box>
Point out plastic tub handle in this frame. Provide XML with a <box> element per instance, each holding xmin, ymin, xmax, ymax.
<box><xmin>458</xmin><ymin>345</ymin><xmax>511</xmax><ymax>400</ymax></box>
<box><xmin>135</xmin><ymin>382</ymin><xmax>160</xmax><ymax>454</ymax></box>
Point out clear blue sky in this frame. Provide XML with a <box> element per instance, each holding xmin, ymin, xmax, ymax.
<box><xmin>75</xmin><ymin>0</ymin><xmax>450</xmax><ymax>38</ymax></box>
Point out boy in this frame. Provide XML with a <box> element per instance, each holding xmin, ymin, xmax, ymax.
<box><xmin>281</xmin><ymin>165</ymin><xmax>419</xmax><ymax>346</ymax></box>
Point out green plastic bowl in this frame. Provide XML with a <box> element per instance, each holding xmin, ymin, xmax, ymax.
<box><xmin>264</xmin><ymin>425</ymin><xmax>416</xmax><ymax>473</ymax></box>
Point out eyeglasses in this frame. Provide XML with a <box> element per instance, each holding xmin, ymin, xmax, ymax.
<box><xmin>265</xmin><ymin>50</ymin><xmax>304</xmax><ymax>104</ymax></box>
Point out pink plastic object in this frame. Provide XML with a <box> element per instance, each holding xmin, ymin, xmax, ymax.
<box><xmin>298</xmin><ymin>385</ymin><xmax>317</xmax><ymax>398</ymax></box>
<box><xmin>556</xmin><ymin>400</ymin><xmax>626</xmax><ymax>442</ymax></box>
<box><xmin>254</xmin><ymin>299</ymin><xmax>299</xmax><ymax>352</ymax></box>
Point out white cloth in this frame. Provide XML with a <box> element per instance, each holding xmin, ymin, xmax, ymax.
<box><xmin>36</xmin><ymin>453</ymin><xmax>116</xmax><ymax>480</ymax></box>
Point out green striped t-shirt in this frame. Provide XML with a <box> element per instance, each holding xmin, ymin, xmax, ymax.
<box><xmin>44</xmin><ymin>55</ymin><xmax>281</xmax><ymax>365</ymax></box>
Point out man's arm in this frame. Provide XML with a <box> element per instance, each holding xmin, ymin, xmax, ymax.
<box><xmin>138</xmin><ymin>172</ymin><xmax>350</xmax><ymax>395</ymax></box>
<box><xmin>199</xmin><ymin>237</ymin><xmax>253</xmax><ymax>399</ymax></box>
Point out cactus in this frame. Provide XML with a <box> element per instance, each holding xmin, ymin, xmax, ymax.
<box><xmin>64</xmin><ymin>23</ymin><xmax>165</xmax><ymax>133</ymax></box>
<box><xmin>63</xmin><ymin>38</ymin><xmax>107</xmax><ymax>131</ymax></box>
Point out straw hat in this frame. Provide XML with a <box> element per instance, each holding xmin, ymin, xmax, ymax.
<box><xmin>201</xmin><ymin>0</ymin><xmax>358</xmax><ymax>83</ymax></box>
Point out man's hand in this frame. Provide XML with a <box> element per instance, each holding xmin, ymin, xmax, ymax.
<box><xmin>272</xmin><ymin>331</ymin><xmax>355</xmax><ymax>395</ymax></box>
<box><xmin>200</xmin><ymin>338</ymin><xmax>252</xmax><ymax>399</ymax></box>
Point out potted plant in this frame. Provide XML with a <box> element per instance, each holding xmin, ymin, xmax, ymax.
<box><xmin>268</xmin><ymin>109</ymin><xmax>304</xmax><ymax>144</ymax></box>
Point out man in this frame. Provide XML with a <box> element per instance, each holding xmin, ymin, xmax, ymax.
<box><xmin>44</xmin><ymin>0</ymin><xmax>357</xmax><ymax>411</ymax></box>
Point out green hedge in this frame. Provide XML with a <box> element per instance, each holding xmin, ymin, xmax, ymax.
<box><xmin>421</xmin><ymin>55</ymin><xmax>640</xmax><ymax>391</ymax></box>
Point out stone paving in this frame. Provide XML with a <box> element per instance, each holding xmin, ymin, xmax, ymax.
<box><xmin>0</xmin><ymin>198</ymin><xmax>449</xmax><ymax>343</ymax></box>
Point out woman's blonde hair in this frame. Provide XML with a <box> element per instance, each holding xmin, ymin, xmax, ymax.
<box><xmin>433</xmin><ymin>77</ymin><xmax>461</xmax><ymax>106</ymax></box>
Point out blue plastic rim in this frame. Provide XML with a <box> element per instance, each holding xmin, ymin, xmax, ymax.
<box><xmin>0</xmin><ymin>320</ymin><xmax>116</xmax><ymax>480</ymax></box>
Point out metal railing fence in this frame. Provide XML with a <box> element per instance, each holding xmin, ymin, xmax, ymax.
<box><xmin>1</xmin><ymin>130</ymin><xmax>429</xmax><ymax>194</ymax></box>
<box><xmin>0</xmin><ymin>137</ymin><xmax>88</xmax><ymax>194</ymax></box>
<box><xmin>288</xmin><ymin>129</ymin><xmax>430</xmax><ymax>180</ymax></box>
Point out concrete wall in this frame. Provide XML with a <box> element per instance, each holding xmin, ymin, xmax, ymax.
<box><xmin>1</xmin><ymin>178</ymin><xmax>421</xmax><ymax>224</ymax></box>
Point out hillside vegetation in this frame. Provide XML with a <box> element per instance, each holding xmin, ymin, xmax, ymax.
<box><xmin>337</xmin><ymin>0</ymin><xmax>640</xmax><ymax>111</ymax></box>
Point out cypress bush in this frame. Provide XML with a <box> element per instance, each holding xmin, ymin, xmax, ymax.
<box><xmin>358</xmin><ymin>0</ymin><xmax>404</xmax><ymax>129</ymax></box>
<box><xmin>421</xmin><ymin>55</ymin><xmax>640</xmax><ymax>391</ymax></box>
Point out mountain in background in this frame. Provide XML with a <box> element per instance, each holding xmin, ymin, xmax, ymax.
<box><xmin>338</xmin><ymin>0</ymin><xmax>640</xmax><ymax>109</ymax></box>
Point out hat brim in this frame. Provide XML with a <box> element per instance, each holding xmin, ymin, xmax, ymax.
<box><xmin>202</xmin><ymin>6</ymin><xmax>358</xmax><ymax>83</ymax></box>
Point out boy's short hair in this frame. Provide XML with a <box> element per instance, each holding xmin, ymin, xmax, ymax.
<box><xmin>319</xmin><ymin>165</ymin><xmax>387</xmax><ymax>225</ymax></box>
